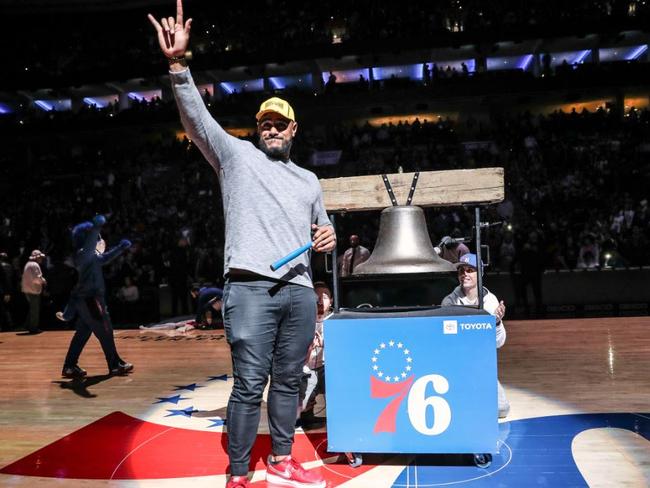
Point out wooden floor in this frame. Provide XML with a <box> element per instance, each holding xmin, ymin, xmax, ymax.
<box><xmin>1</xmin><ymin>316</ymin><xmax>649</xmax><ymax>487</ymax></box>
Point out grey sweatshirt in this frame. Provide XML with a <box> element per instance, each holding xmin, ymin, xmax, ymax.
<box><xmin>170</xmin><ymin>69</ymin><xmax>331</xmax><ymax>288</ymax></box>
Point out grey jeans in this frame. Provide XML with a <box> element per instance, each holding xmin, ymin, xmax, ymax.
<box><xmin>222</xmin><ymin>278</ymin><xmax>317</xmax><ymax>476</ymax></box>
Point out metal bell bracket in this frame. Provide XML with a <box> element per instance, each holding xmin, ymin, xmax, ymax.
<box><xmin>381</xmin><ymin>172</ymin><xmax>420</xmax><ymax>206</ymax></box>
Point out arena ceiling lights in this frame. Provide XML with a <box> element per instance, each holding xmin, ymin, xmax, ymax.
<box><xmin>219</xmin><ymin>79</ymin><xmax>263</xmax><ymax>95</ymax></box>
<box><xmin>486</xmin><ymin>55</ymin><xmax>533</xmax><ymax>71</ymax></box>
<box><xmin>321</xmin><ymin>68</ymin><xmax>371</xmax><ymax>84</ymax></box>
<box><xmin>268</xmin><ymin>75</ymin><xmax>313</xmax><ymax>90</ymax></box>
<box><xmin>127</xmin><ymin>90</ymin><xmax>162</xmax><ymax>102</ymax></box>
<box><xmin>83</xmin><ymin>95</ymin><xmax>118</xmax><ymax>108</ymax></box>
<box><xmin>549</xmin><ymin>50</ymin><xmax>592</xmax><ymax>67</ymax></box>
<box><xmin>34</xmin><ymin>99</ymin><xmax>71</xmax><ymax>111</ymax></box>
<box><xmin>599</xmin><ymin>44</ymin><xmax>649</xmax><ymax>62</ymax></box>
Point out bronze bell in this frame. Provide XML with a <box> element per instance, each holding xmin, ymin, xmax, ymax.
<box><xmin>353</xmin><ymin>205</ymin><xmax>457</xmax><ymax>275</ymax></box>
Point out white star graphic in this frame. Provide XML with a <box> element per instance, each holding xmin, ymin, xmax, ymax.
<box><xmin>372</xmin><ymin>341</ymin><xmax>415</xmax><ymax>382</ymax></box>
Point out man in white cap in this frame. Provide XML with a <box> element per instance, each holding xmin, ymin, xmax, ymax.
<box><xmin>21</xmin><ymin>250</ymin><xmax>47</xmax><ymax>334</ymax></box>
<box><xmin>441</xmin><ymin>253</ymin><xmax>510</xmax><ymax>418</ymax></box>
<box><xmin>148</xmin><ymin>3</ymin><xmax>334</xmax><ymax>487</ymax></box>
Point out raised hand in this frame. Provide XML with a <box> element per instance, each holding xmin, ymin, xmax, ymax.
<box><xmin>148</xmin><ymin>0</ymin><xmax>192</xmax><ymax>59</ymax></box>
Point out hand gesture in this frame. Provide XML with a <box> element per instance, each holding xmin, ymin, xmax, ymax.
<box><xmin>495</xmin><ymin>300</ymin><xmax>506</xmax><ymax>322</ymax></box>
<box><xmin>148</xmin><ymin>0</ymin><xmax>192</xmax><ymax>59</ymax></box>
<box><xmin>311</xmin><ymin>224</ymin><xmax>336</xmax><ymax>253</ymax></box>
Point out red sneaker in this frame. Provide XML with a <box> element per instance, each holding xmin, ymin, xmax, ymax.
<box><xmin>226</xmin><ymin>475</ymin><xmax>250</xmax><ymax>488</ymax></box>
<box><xmin>266</xmin><ymin>455</ymin><xmax>325</xmax><ymax>488</ymax></box>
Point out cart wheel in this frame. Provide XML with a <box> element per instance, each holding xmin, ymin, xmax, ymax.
<box><xmin>345</xmin><ymin>452</ymin><xmax>363</xmax><ymax>468</ymax></box>
<box><xmin>473</xmin><ymin>453</ymin><xmax>492</xmax><ymax>468</ymax></box>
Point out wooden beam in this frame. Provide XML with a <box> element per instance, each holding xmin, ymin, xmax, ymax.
<box><xmin>320</xmin><ymin>168</ymin><xmax>504</xmax><ymax>212</ymax></box>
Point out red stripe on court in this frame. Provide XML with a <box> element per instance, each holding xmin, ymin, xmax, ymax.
<box><xmin>0</xmin><ymin>411</ymin><xmax>353</xmax><ymax>481</ymax></box>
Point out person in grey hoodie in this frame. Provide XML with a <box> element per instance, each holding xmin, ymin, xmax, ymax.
<box><xmin>441</xmin><ymin>253</ymin><xmax>510</xmax><ymax>418</ymax></box>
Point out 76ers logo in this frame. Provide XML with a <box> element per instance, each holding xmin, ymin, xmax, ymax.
<box><xmin>371</xmin><ymin>340</ymin><xmax>451</xmax><ymax>436</ymax></box>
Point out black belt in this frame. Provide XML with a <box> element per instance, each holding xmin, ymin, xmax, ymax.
<box><xmin>226</xmin><ymin>271</ymin><xmax>285</xmax><ymax>285</ymax></box>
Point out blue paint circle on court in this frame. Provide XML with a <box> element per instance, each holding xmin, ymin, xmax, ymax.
<box><xmin>389</xmin><ymin>413</ymin><xmax>650</xmax><ymax>487</ymax></box>
<box><xmin>391</xmin><ymin>432</ymin><xmax>513</xmax><ymax>487</ymax></box>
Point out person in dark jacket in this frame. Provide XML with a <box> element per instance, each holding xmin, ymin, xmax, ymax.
<box><xmin>192</xmin><ymin>286</ymin><xmax>223</xmax><ymax>328</ymax></box>
<box><xmin>60</xmin><ymin>215</ymin><xmax>133</xmax><ymax>378</ymax></box>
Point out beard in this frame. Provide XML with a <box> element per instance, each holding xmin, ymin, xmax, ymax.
<box><xmin>258</xmin><ymin>135</ymin><xmax>293</xmax><ymax>161</ymax></box>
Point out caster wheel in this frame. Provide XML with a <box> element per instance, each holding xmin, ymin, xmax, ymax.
<box><xmin>473</xmin><ymin>453</ymin><xmax>492</xmax><ymax>468</ymax></box>
<box><xmin>345</xmin><ymin>452</ymin><xmax>363</xmax><ymax>468</ymax></box>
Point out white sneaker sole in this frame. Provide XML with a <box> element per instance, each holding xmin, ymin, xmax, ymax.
<box><xmin>266</xmin><ymin>472</ymin><xmax>326</xmax><ymax>488</ymax></box>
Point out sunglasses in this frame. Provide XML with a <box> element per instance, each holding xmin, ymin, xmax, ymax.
<box><xmin>258</xmin><ymin>119</ymin><xmax>291</xmax><ymax>132</ymax></box>
<box><xmin>458</xmin><ymin>266</ymin><xmax>477</xmax><ymax>274</ymax></box>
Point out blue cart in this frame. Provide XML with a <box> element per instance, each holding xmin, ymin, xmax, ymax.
<box><xmin>324</xmin><ymin>306</ymin><xmax>498</xmax><ymax>468</ymax></box>
<box><xmin>323</xmin><ymin>199</ymin><xmax>499</xmax><ymax>468</ymax></box>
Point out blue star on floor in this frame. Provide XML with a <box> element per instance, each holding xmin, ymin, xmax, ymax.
<box><xmin>165</xmin><ymin>407</ymin><xmax>198</xmax><ymax>417</ymax></box>
<box><xmin>207</xmin><ymin>374</ymin><xmax>229</xmax><ymax>381</ymax></box>
<box><xmin>153</xmin><ymin>394</ymin><xmax>190</xmax><ymax>405</ymax></box>
<box><xmin>207</xmin><ymin>417</ymin><xmax>227</xmax><ymax>428</ymax></box>
<box><xmin>173</xmin><ymin>383</ymin><xmax>204</xmax><ymax>392</ymax></box>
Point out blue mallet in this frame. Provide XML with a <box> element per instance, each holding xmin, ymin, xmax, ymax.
<box><xmin>270</xmin><ymin>242</ymin><xmax>313</xmax><ymax>271</ymax></box>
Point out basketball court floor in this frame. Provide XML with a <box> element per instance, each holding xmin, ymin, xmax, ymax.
<box><xmin>1</xmin><ymin>316</ymin><xmax>648</xmax><ymax>487</ymax></box>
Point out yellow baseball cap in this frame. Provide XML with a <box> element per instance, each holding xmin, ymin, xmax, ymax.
<box><xmin>256</xmin><ymin>97</ymin><xmax>296</xmax><ymax>122</ymax></box>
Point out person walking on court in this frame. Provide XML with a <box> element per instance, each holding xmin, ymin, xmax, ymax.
<box><xmin>61</xmin><ymin>215</ymin><xmax>134</xmax><ymax>378</ymax></box>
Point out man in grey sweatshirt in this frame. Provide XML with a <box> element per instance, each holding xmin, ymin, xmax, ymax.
<box><xmin>441</xmin><ymin>253</ymin><xmax>510</xmax><ymax>418</ymax></box>
<box><xmin>149</xmin><ymin>3</ymin><xmax>334</xmax><ymax>487</ymax></box>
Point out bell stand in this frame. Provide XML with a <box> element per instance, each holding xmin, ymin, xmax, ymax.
<box><xmin>320</xmin><ymin>168</ymin><xmax>505</xmax><ymax>468</ymax></box>
<box><xmin>322</xmin><ymin>168</ymin><xmax>505</xmax><ymax>313</ymax></box>
<box><xmin>475</xmin><ymin>207</ymin><xmax>484</xmax><ymax>310</ymax></box>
